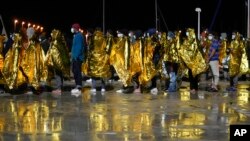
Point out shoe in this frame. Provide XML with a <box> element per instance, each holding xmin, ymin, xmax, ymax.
<box><xmin>101</xmin><ymin>88</ymin><xmax>106</xmax><ymax>92</ymax></box>
<box><xmin>52</xmin><ymin>89</ymin><xmax>62</xmax><ymax>95</ymax></box>
<box><xmin>116</xmin><ymin>89</ymin><xmax>123</xmax><ymax>93</ymax></box>
<box><xmin>71</xmin><ymin>88</ymin><xmax>81</xmax><ymax>97</ymax></box>
<box><xmin>25</xmin><ymin>90</ymin><xmax>33</xmax><ymax>95</ymax></box>
<box><xmin>86</xmin><ymin>79</ymin><xmax>92</xmax><ymax>83</ymax></box>
<box><xmin>211</xmin><ymin>88</ymin><xmax>219</xmax><ymax>92</ymax></box>
<box><xmin>227</xmin><ymin>87</ymin><xmax>237</xmax><ymax>92</ymax></box>
<box><xmin>134</xmin><ymin>88</ymin><xmax>140</xmax><ymax>93</ymax></box>
<box><xmin>71</xmin><ymin>88</ymin><xmax>78</xmax><ymax>93</ymax></box>
<box><xmin>90</xmin><ymin>88</ymin><xmax>97</xmax><ymax>93</ymax></box>
<box><xmin>208</xmin><ymin>87</ymin><xmax>218</xmax><ymax>92</ymax></box>
<box><xmin>0</xmin><ymin>89</ymin><xmax>5</xmax><ymax>94</ymax></box>
<box><xmin>150</xmin><ymin>88</ymin><xmax>158</xmax><ymax>95</ymax></box>
<box><xmin>190</xmin><ymin>89</ymin><xmax>197</xmax><ymax>94</ymax></box>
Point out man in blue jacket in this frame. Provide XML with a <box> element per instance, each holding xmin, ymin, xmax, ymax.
<box><xmin>70</xmin><ymin>23</ymin><xmax>86</xmax><ymax>97</ymax></box>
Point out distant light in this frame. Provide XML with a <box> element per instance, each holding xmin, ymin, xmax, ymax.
<box><xmin>28</xmin><ymin>23</ymin><xmax>31</xmax><ymax>27</ymax></box>
<box><xmin>14</xmin><ymin>19</ymin><xmax>18</xmax><ymax>24</ymax></box>
<box><xmin>195</xmin><ymin>7</ymin><xmax>201</xmax><ymax>12</ymax></box>
<box><xmin>33</xmin><ymin>24</ymin><xmax>36</xmax><ymax>28</ymax></box>
<box><xmin>22</xmin><ymin>21</ymin><xmax>25</xmax><ymax>27</ymax></box>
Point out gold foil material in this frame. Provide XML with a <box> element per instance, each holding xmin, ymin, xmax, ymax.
<box><xmin>110</xmin><ymin>37</ymin><xmax>132</xmax><ymax>86</ymax></box>
<box><xmin>219</xmin><ymin>39</ymin><xmax>228</xmax><ymax>64</ymax></box>
<box><xmin>3</xmin><ymin>33</ymin><xmax>45</xmax><ymax>90</ymax></box>
<box><xmin>0</xmin><ymin>35</ymin><xmax>6</xmax><ymax>84</ymax></box>
<box><xmin>130</xmin><ymin>39</ymin><xmax>142</xmax><ymax>76</ymax></box>
<box><xmin>139</xmin><ymin>37</ymin><xmax>157</xmax><ymax>85</ymax></box>
<box><xmin>178</xmin><ymin>28</ymin><xmax>207</xmax><ymax>77</ymax></box>
<box><xmin>3</xmin><ymin>33</ymin><xmax>26</xmax><ymax>89</ymax></box>
<box><xmin>229</xmin><ymin>32</ymin><xmax>249</xmax><ymax>76</ymax></box>
<box><xmin>83</xmin><ymin>30</ymin><xmax>111</xmax><ymax>78</ymax></box>
<box><xmin>45</xmin><ymin>29</ymin><xmax>71</xmax><ymax>81</ymax></box>
<box><xmin>164</xmin><ymin>31</ymin><xmax>180</xmax><ymax>63</ymax></box>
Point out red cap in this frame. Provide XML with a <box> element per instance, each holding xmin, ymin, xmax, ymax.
<box><xmin>72</xmin><ymin>23</ymin><xmax>80</xmax><ymax>31</ymax></box>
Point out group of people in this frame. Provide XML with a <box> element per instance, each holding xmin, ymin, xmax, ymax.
<box><xmin>0</xmin><ymin>23</ymin><xmax>249</xmax><ymax>96</ymax></box>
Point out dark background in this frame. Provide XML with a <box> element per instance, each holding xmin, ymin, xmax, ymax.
<box><xmin>0</xmin><ymin>0</ymin><xmax>248</xmax><ymax>37</ymax></box>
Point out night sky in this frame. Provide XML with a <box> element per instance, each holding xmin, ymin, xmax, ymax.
<box><xmin>0</xmin><ymin>0</ymin><xmax>248</xmax><ymax>37</ymax></box>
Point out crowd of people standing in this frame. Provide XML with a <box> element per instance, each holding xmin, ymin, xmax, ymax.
<box><xmin>0</xmin><ymin>23</ymin><xmax>249</xmax><ymax>96</ymax></box>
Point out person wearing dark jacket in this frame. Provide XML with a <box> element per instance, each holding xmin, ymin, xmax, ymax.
<box><xmin>70</xmin><ymin>23</ymin><xmax>86</xmax><ymax>97</ymax></box>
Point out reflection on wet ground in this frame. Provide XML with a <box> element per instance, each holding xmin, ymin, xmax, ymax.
<box><xmin>0</xmin><ymin>80</ymin><xmax>249</xmax><ymax>141</ymax></box>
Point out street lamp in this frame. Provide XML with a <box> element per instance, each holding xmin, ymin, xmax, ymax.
<box><xmin>195</xmin><ymin>7</ymin><xmax>201</xmax><ymax>40</ymax></box>
<box><xmin>14</xmin><ymin>19</ymin><xmax>18</xmax><ymax>32</ymax></box>
<box><xmin>155</xmin><ymin>0</ymin><xmax>158</xmax><ymax>31</ymax></box>
<box><xmin>28</xmin><ymin>23</ymin><xmax>31</xmax><ymax>28</ymax></box>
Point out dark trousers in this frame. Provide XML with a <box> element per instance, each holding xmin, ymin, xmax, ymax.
<box><xmin>92</xmin><ymin>77</ymin><xmax>105</xmax><ymax>89</ymax></box>
<box><xmin>54</xmin><ymin>69</ymin><xmax>63</xmax><ymax>90</ymax></box>
<box><xmin>151</xmin><ymin>76</ymin><xmax>157</xmax><ymax>89</ymax></box>
<box><xmin>132</xmin><ymin>73</ymin><xmax>140</xmax><ymax>89</ymax></box>
<box><xmin>72</xmin><ymin>60</ymin><xmax>83</xmax><ymax>88</ymax></box>
<box><xmin>188</xmin><ymin>69</ymin><xmax>199</xmax><ymax>90</ymax></box>
<box><xmin>230</xmin><ymin>75</ymin><xmax>238</xmax><ymax>88</ymax></box>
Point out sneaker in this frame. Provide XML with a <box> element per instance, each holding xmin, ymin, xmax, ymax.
<box><xmin>190</xmin><ymin>89</ymin><xmax>197</xmax><ymax>94</ymax></box>
<box><xmin>86</xmin><ymin>79</ymin><xmax>92</xmax><ymax>83</ymax></box>
<box><xmin>71</xmin><ymin>88</ymin><xmax>78</xmax><ymax>93</ymax></box>
<box><xmin>52</xmin><ymin>89</ymin><xmax>62</xmax><ymax>95</ymax></box>
<box><xmin>0</xmin><ymin>89</ymin><xmax>5</xmax><ymax>94</ymax></box>
<box><xmin>71</xmin><ymin>88</ymin><xmax>81</xmax><ymax>97</ymax></box>
<box><xmin>208</xmin><ymin>88</ymin><xmax>218</xmax><ymax>92</ymax></box>
<box><xmin>90</xmin><ymin>88</ymin><xmax>97</xmax><ymax>93</ymax></box>
<box><xmin>150</xmin><ymin>88</ymin><xmax>158</xmax><ymax>95</ymax></box>
<box><xmin>116</xmin><ymin>89</ymin><xmax>123</xmax><ymax>93</ymax></box>
<box><xmin>101</xmin><ymin>88</ymin><xmax>106</xmax><ymax>92</ymax></box>
<box><xmin>227</xmin><ymin>87</ymin><xmax>237</xmax><ymax>92</ymax></box>
<box><xmin>25</xmin><ymin>90</ymin><xmax>33</xmax><ymax>95</ymax></box>
<box><xmin>134</xmin><ymin>88</ymin><xmax>140</xmax><ymax>93</ymax></box>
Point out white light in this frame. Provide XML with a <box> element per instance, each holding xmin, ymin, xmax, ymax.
<box><xmin>195</xmin><ymin>7</ymin><xmax>201</xmax><ymax>12</ymax></box>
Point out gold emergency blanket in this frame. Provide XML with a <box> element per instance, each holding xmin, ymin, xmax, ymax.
<box><xmin>229</xmin><ymin>37</ymin><xmax>249</xmax><ymax>76</ymax></box>
<box><xmin>130</xmin><ymin>39</ymin><xmax>142</xmax><ymax>76</ymax></box>
<box><xmin>2</xmin><ymin>33</ymin><xmax>45</xmax><ymax>89</ymax></box>
<box><xmin>163</xmin><ymin>32</ymin><xmax>180</xmax><ymax>63</ymax></box>
<box><xmin>0</xmin><ymin>35</ymin><xmax>6</xmax><ymax>84</ymax></box>
<box><xmin>178</xmin><ymin>31</ymin><xmax>207</xmax><ymax>77</ymax></box>
<box><xmin>110</xmin><ymin>37</ymin><xmax>132</xmax><ymax>86</ymax></box>
<box><xmin>139</xmin><ymin>37</ymin><xmax>157</xmax><ymax>85</ymax></box>
<box><xmin>219</xmin><ymin>39</ymin><xmax>227</xmax><ymax>64</ymax></box>
<box><xmin>82</xmin><ymin>31</ymin><xmax>111</xmax><ymax>78</ymax></box>
<box><xmin>202</xmin><ymin>40</ymin><xmax>212</xmax><ymax>60</ymax></box>
<box><xmin>45</xmin><ymin>29</ymin><xmax>70</xmax><ymax>80</ymax></box>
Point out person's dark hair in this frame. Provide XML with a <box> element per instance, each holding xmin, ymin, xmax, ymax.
<box><xmin>212</xmin><ymin>31</ymin><xmax>219</xmax><ymax>39</ymax></box>
<box><xmin>95</xmin><ymin>27</ymin><xmax>102</xmax><ymax>32</ymax></box>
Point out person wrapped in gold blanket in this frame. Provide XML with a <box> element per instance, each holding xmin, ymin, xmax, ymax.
<box><xmin>83</xmin><ymin>28</ymin><xmax>111</xmax><ymax>93</ymax></box>
<box><xmin>2</xmin><ymin>27</ymin><xmax>45</xmax><ymax>94</ymax></box>
<box><xmin>227</xmin><ymin>31</ymin><xmax>249</xmax><ymax>91</ymax></box>
<box><xmin>178</xmin><ymin>28</ymin><xmax>207</xmax><ymax>93</ymax></box>
<box><xmin>45</xmin><ymin>29</ymin><xmax>70</xmax><ymax>95</ymax></box>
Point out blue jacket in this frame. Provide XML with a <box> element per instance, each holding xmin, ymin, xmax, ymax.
<box><xmin>71</xmin><ymin>32</ymin><xmax>85</xmax><ymax>61</ymax></box>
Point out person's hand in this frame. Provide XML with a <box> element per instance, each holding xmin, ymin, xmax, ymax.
<box><xmin>205</xmin><ymin>57</ymin><xmax>210</xmax><ymax>64</ymax></box>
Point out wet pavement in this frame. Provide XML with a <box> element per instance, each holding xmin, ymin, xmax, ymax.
<box><xmin>0</xmin><ymin>79</ymin><xmax>250</xmax><ymax>141</ymax></box>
